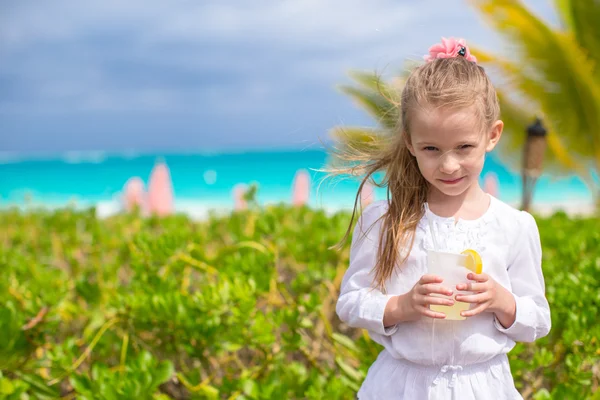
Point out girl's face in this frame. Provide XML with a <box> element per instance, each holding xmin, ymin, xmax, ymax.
<box><xmin>405</xmin><ymin>106</ymin><xmax>503</xmax><ymax>199</ymax></box>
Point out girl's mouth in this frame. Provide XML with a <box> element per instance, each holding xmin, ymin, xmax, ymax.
<box><xmin>440</xmin><ymin>177</ymin><xmax>465</xmax><ymax>185</ymax></box>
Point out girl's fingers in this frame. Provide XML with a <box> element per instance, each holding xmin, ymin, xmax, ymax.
<box><xmin>417</xmin><ymin>305</ymin><xmax>446</xmax><ymax>319</ymax></box>
<box><xmin>455</xmin><ymin>282</ymin><xmax>487</xmax><ymax>292</ymax></box>
<box><xmin>424</xmin><ymin>296</ymin><xmax>455</xmax><ymax>307</ymax></box>
<box><xmin>467</xmin><ymin>273</ymin><xmax>489</xmax><ymax>282</ymax></box>
<box><xmin>455</xmin><ymin>293</ymin><xmax>489</xmax><ymax>304</ymax></box>
<box><xmin>461</xmin><ymin>304</ymin><xmax>487</xmax><ymax>317</ymax></box>
<box><xmin>418</xmin><ymin>283</ymin><xmax>453</xmax><ymax>296</ymax></box>
<box><xmin>419</xmin><ymin>274</ymin><xmax>444</xmax><ymax>285</ymax></box>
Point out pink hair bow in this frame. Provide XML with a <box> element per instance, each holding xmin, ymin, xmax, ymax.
<box><xmin>424</xmin><ymin>37</ymin><xmax>477</xmax><ymax>63</ymax></box>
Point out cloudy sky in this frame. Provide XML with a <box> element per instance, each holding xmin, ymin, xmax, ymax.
<box><xmin>0</xmin><ymin>0</ymin><xmax>556</xmax><ymax>153</ymax></box>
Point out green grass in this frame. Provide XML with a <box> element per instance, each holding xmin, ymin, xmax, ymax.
<box><xmin>0</xmin><ymin>205</ymin><xmax>598</xmax><ymax>399</ymax></box>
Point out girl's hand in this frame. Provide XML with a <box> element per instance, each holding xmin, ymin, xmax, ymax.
<box><xmin>455</xmin><ymin>273</ymin><xmax>515</xmax><ymax>322</ymax></box>
<box><xmin>398</xmin><ymin>274</ymin><xmax>456</xmax><ymax>321</ymax></box>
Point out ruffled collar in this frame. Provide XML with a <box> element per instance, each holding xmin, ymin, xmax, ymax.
<box><xmin>418</xmin><ymin>195</ymin><xmax>498</xmax><ymax>254</ymax></box>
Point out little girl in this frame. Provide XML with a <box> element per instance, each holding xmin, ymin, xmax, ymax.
<box><xmin>335</xmin><ymin>38</ymin><xmax>551</xmax><ymax>399</ymax></box>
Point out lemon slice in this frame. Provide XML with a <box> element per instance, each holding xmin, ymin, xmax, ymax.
<box><xmin>461</xmin><ymin>249</ymin><xmax>483</xmax><ymax>274</ymax></box>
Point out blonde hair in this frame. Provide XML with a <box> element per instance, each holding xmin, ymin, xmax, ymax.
<box><xmin>327</xmin><ymin>56</ymin><xmax>500</xmax><ymax>292</ymax></box>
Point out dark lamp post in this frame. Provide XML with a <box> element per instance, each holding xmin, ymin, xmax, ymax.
<box><xmin>522</xmin><ymin>118</ymin><xmax>548</xmax><ymax>212</ymax></box>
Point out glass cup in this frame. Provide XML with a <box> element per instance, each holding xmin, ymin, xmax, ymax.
<box><xmin>426</xmin><ymin>249</ymin><xmax>472</xmax><ymax>320</ymax></box>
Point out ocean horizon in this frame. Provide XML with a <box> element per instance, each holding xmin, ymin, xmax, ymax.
<box><xmin>0</xmin><ymin>148</ymin><xmax>593</xmax><ymax>219</ymax></box>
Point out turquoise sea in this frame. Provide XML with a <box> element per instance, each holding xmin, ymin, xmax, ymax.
<box><xmin>0</xmin><ymin>149</ymin><xmax>592</xmax><ymax>218</ymax></box>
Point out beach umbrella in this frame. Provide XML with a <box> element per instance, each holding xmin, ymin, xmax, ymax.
<box><xmin>360</xmin><ymin>180</ymin><xmax>375</xmax><ymax>208</ymax></box>
<box><xmin>521</xmin><ymin>118</ymin><xmax>547</xmax><ymax>212</ymax></box>
<box><xmin>483</xmin><ymin>172</ymin><xmax>500</xmax><ymax>198</ymax></box>
<box><xmin>148</xmin><ymin>162</ymin><xmax>174</xmax><ymax>216</ymax></box>
<box><xmin>233</xmin><ymin>184</ymin><xmax>248</xmax><ymax>211</ymax></box>
<box><xmin>123</xmin><ymin>177</ymin><xmax>146</xmax><ymax>213</ymax></box>
<box><xmin>292</xmin><ymin>169</ymin><xmax>310</xmax><ymax>206</ymax></box>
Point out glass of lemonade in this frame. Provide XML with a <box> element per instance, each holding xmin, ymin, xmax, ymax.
<box><xmin>426</xmin><ymin>249</ymin><xmax>472</xmax><ymax>320</ymax></box>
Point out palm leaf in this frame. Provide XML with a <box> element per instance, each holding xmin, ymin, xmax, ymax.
<box><xmin>472</xmin><ymin>1</ymin><xmax>600</xmax><ymax>137</ymax></box>
<box><xmin>346</xmin><ymin>70</ymin><xmax>403</xmax><ymax>100</ymax></box>
<box><xmin>338</xmin><ymin>71</ymin><xmax>401</xmax><ymax>130</ymax></box>
<box><xmin>471</xmin><ymin>0</ymin><xmax>600</xmax><ymax>166</ymax></box>
<box><xmin>326</xmin><ymin>126</ymin><xmax>389</xmax><ymax>171</ymax></box>
<box><xmin>554</xmin><ymin>0</ymin><xmax>600</xmax><ymax>80</ymax></box>
<box><xmin>473</xmin><ymin>46</ymin><xmax>586</xmax><ymax>177</ymax></box>
<box><xmin>328</xmin><ymin>126</ymin><xmax>383</xmax><ymax>146</ymax></box>
<box><xmin>338</xmin><ymin>86</ymin><xmax>398</xmax><ymax>130</ymax></box>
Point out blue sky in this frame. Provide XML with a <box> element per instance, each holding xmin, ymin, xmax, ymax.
<box><xmin>0</xmin><ymin>0</ymin><xmax>556</xmax><ymax>154</ymax></box>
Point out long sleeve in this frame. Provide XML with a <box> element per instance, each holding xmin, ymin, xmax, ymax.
<box><xmin>494</xmin><ymin>211</ymin><xmax>551</xmax><ymax>342</ymax></box>
<box><xmin>335</xmin><ymin>202</ymin><xmax>399</xmax><ymax>336</ymax></box>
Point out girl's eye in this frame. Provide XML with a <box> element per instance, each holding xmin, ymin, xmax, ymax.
<box><xmin>459</xmin><ymin>144</ymin><xmax>473</xmax><ymax>150</ymax></box>
<box><xmin>424</xmin><ymin>146</ymin><xmax>438</xmax><ymax>151</ymax></box>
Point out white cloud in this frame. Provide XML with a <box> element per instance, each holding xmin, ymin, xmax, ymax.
<box><xmin>148</xmin><ymin>0</ymin><xmax>416</xmax><ymax>48</ymax></box>
<box><xmin>0</xmin><ymin>1</ymin><xmax>404</xmax><ymax>113</ymax></box>
<box><xmin>0</xmin><ymin>0</ymin><xmax>556</xmax><ymax>116</ymax></box>
<box><xmin>1</xmin><ymin>0</ymin><xmax>416</xmax><ymax>50</ymax></box>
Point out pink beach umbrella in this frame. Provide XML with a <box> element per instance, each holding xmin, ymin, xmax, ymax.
<box><xmin>147</xmin><ymin>162</ymin><xmax>174</xmax><ymax>216</ymax></box>
<box><xmin>483</xmin><ymin>172</ymin><xmax>500</xmax><ymax>198</ymax></box>
<box><xmin>292</xmin><ymin>169</ymin><xmax>310</xmax><ymax>206</ymax></box>
<box><xmin>123</xmin><ymin>177</ymin><xmax>146</xmax><ymax>212</ymax></box>
<box><xmin>360</xmin><ymin>181</ymin><xmax>376</xmax><ymax>208</ymax></box>
<box><xmin>233</xmin><ymin>184</ymin><xmax>248</xmax><ymax>211</ymax></box>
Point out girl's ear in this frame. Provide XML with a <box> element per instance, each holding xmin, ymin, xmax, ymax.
<box><xmin>485</xmin><ymin>120</ymin><xmax>504</xmax><ymax>152</ymax></box>
<box><xmin>404</xmin><ymin>132</ymin><xmax>416</xmax><ymax>156</ymax></box>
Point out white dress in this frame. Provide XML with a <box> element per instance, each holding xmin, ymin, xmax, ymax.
<box><xmin>336</xmin><ymin>195</ymin><xmax>551</xmax><ymax>400</ymax></box>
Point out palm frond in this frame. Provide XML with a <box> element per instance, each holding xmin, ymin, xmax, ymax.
<box><xmin>472</xmin><ymin>46</ymin><xmax>581</xmax><ymax>176</ymax></box>
<box><xmin>346</xmin><ymin>70</ymin><xmax>403</xmax><ymax>100</ymax></box>
<box><xmin>471</xmin><ymin>0</ymin><xmax>600</xmax><ymax>167</ymax></box>
<box><xmin>328</xmin><ymin>126</ymin><xmax>383</xmax><ymax>145</ymax></box>
<box><xmin>554</xmin><ymin>0</ymin><xmax>574</xmax><ymax>29</ymax></box>
<box><xmin>337</xmin><ymin>84</ymin><xmax>399</xmax><ymax>130</ymax></box>
<box><xmin>493</xmin><ymin>88</ymin><xmax>581</xmax><ymax>177</ymax></box>
<box><xmin>471</xmin><ymin>0</ymin><xmax>600</xmax><ymax>150</ymax></box>
<box><xmin>554</xmin><ymin>0</ymin><xmax>600</xmax><ymax>79</ymax></box>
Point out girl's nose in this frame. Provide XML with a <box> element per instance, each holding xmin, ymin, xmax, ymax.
<box><xmin>439</xmin><ymin>153</ymin><xmax>460</xmax><ymax>174</ymax></box>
